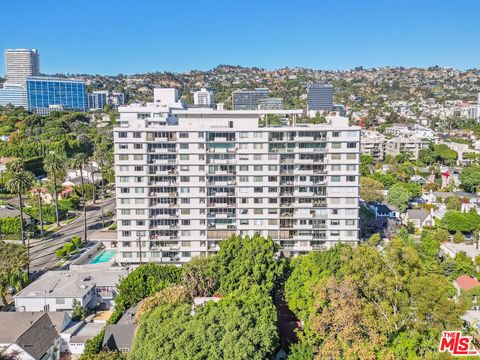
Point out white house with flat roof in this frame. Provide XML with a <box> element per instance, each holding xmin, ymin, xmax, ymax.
<box><xmin>14</xmin><ymin>268</ymin><xmax>127</xmax><ymax>312</ymax></box>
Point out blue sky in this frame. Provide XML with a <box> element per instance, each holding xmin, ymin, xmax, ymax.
<box><xmin>0</xmin><ymin>0</ymin><xmax>479</xmax><ymax>75</ymax></box>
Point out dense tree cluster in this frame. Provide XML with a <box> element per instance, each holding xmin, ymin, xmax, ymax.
<box><xmin>285</xmin><ymin>233</ymin><xmax>471</xmax><ymax>359</ymax></box>
<box><xmin>126</xmin><ymin>235</ymin><xmax>283</xmax><ymax>360</ymax></box>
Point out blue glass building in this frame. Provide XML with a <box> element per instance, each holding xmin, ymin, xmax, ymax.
<box><xmin>26</xmin><ymin>77</ymin><xmax>87</xmax><ymax>114</ymax></box>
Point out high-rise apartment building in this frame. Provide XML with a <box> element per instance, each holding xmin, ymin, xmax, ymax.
<box><xmin>113</xmin><ymin>89</ymin><xmax>360</xmax><ymax>265</ymax></box>
<box><xmin>193</xmin><ymin>88</ymin><xmax>214</xmax><ymax>107</ymax></box>
<box><xmin>307</xmin><ymin>83</ymin><xmax>334</xmax><ymax>113</ymax></box>
<box><xmin>258</xmin><ymin>97</ymin><xmax>284</xmax><ymax>110</ymax></box>
<box><xmin>26</xmin><ymin>77</ymin><xmax>87</xmax><ymax>115</ymax></box>
<box><xmin>232</xmin><ymin>88</ymin><xmax>270</xmax><ymax>110</ymax></box>
<box><xmin>4</xmin><ymin>49</ymin><xmax>40</xmax><ymax>85</ymax></box>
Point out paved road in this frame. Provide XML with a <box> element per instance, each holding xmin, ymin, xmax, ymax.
<box><xmin>29</xmin><ymin>197</ymin><xmax>116</xmax><ymax>274</ymax></box>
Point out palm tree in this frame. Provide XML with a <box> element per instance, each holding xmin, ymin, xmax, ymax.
<box><xmin>70</xmin><ymin>153</ymin><xmax>89</xmax><ymax>243</ymax></box>
<box><xmin>93</xmin><ymin>144</ymin><xmax>111</xmax><ymax>227</ymax></box>
<box><xmin>5</xmin><ymin>165</ymin><xmax>34</xmax><ymax>245</ymax></box>
<box><xmin>44</xmin><ymin>152</ymin><xmax>66</xmax><ymax>227</ymax></box>
<box><xmin>89</xmin><ymin>157</ymin><xmax>97</xmax><ymax>204</ymax></box>
<box><xmin>33</xmin><ymin>180</ymin><xmax>45</xmax><ymax>235</ymax></box>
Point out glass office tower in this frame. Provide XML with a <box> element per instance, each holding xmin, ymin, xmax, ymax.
<box><xmin>26</xmin><ymin>77</ymin><xmax>87</xmax><ymax>114</ymax></box>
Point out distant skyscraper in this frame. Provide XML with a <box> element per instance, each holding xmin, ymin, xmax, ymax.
<box><xmin>232</xmin><ymin>88</ymin><xmax>270</xmax><ymax>110</ymax></box>
<box><xmin>4</xmin><ymin>49</ymin><xmax>40</xmax><ymax>85</ymax></box>
<box><xmin>307</xmin><ymin>83</ymin><xmax>334</xmax><ymax>113</ymax></box>
<box><xmin>26</xmin><ymin>77</ymin><xmax>87</xmax><ymax>115</ymax></box>
<box><xmin>193</xmin><ymin>88</ymin><xmax>214</xmax><ymax>107</ymax></box>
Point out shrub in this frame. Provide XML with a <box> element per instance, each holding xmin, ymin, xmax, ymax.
<box><xmin>55</xmin><ymin>248</ymin><xmax>67</xmax><ymax>258</ymax></box>
<box><xmin>63</xmin><ymin>242</ymin><xmax>76</xmax><ymax>254</ymax></box>
<box><xmin>71</xmin><ymin>236</ymin><xmax>82</xmax><ymax>246</ymax></box>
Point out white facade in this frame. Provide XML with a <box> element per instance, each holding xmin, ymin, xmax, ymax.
<box><xmin>193</xmin><ymin>88</ymin><xmax>214</xmax><ymax>107</ymax></box>
<box><xmin>114</xmin><ymin>90</ymin><xmax>360</xmax><ymax>264</ymax></box>
<box><xmin>4</xmin><ymin>49</ymin><xmax>40</xmax><ymax>85</ymax></box>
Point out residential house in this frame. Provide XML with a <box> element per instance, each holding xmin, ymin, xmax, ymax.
<box><xmin>404</xmin><ymin>208</ymin><xmax>434</xmax><ymax>230</ymax></box>
<box><xmin>454</xmin><ymin>275</ymin><xmax>480</xmax><ymax>311</ymax></box>
<box><xmin>0</xmin><ymin>312</ymin><xmax>61</xmax><ymax>360</ymax></box>
<box><xmin>102</xmin><ymin>303</ymin><xmax>140</xmax><ymax>353</ymax></box>
<box><xmin>14</xmin><ymin>268</ymin><xmax>127</xmax><ymax>312</ymax></box>
<box><xmin>441</xmin><ymin>242</ymin><xmax>479</xmax><ymax>261</ymax></box>
<box><xmin>367</xmin><ymin>203</ymin><xmax>400</xmax><ymax>221</ymax></box>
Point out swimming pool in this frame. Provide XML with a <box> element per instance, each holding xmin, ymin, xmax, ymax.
<box><xmin>89</xmin><ymin>249</ymin><xmax>117</xmax><ymax>264</ymax></box>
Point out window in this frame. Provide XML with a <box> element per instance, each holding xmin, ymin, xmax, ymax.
<box><xmin>254</xmin><ymin>132</ymin><xmax>262</xmax><ymax>138</ymax></box>
<box><xmin>331</xmin><ymin>143</ymin><xmax>341</xmax><ymax>149</ymax></box>
<box><xmin>134</xmin><ymin>143</ymin><xmax>142</xmax><ymax>149</ymax></box>
<box><xmin>239</xmin><ymin>132</ymin><xmax>248</xmax><ymax>138</ymax></box>
<box><xmin>135</xmin><ymin>177</ymin><xmax>143</xmax><ymax>182</ymax></box>
<box><xmin>122</xmin><ymin>220</ymin><xmax>131</xmax><ymax>226</ymax></box>
<box><xmin>135</xmin><ymin>209</ymin><xmax>145</xmax><ymax>215</ymax></box>
<box><xmin>331</xmin><ymin>176</ymin><xmax>340</xmax><ymax>182</ymax></box>
<box><xmin>347</xmin><ymin>153</ymin><xmax>357</xmax><ymax>160</ymax></box>
<box><xmin>253</xmin><ymin>154</ymin><xmax>262</xmax><ymax>160</ymax></box>
<box><xmin>345</xmin><ymin>198</ymin><xmax>356</xmax><ymax>205</ymax></box>
<box><xmin>118</xmin><ymin>132</ymin><xmax>127</xmax><ymax>138</ymax></box>
<box><xmin>181</xmin><ymin>198</ymin><xmax>190</xmax><ymax>204</ymax></box>
<box><xmin>119</xmin><ymin>165</ymin><xmax>129</xmax><ymax>171</ymax></box>
<box><xmin>134</xmin><ymin>166</ymin><xmax>143</xmax><ymax>171</ymax></box>
<box><xmin>254</xmin><ymin>165</ymin><xmax>263</xmax><ymax>171</ymax></box>
<box><xmin>133</xmin><ymin>132</ymin><xmax>142</xmax><ymax>138</ymax></box>
<box><xmin>133</xmin><ymin>154</ymin><xmax>143</xmax><ymax>161</ymax></box>
<box><xmin>120</xmin><ymin>188</ymin><xmax>130</xmax><ymax>194</ymax></box>
<box><xmin>120</xmin><ymin>199</ymin><xmax>130</xmax><ymax>204</ymax></box>
<box><xmin>253</xmin><ymin>143</ymin><xmax>263</xmax><ymax>149</ymax></box>
<box><xmin>239</xmin><ymin>176</ymin><xmax>248</xmax><ymax>182</ymax></box>
<box><xmin>135</xmin><ymin>198</ymin><xmax>144</xmax><ymax>204</ymax></box>
<box><xmin>135</xmin><ymin>188</ymin><xmax>144</xmax><ymax>194</ymax></box>
<box><xmin>254</xmin><ymin>187</ymin><xmax>263</xmax><ymax>193</ymax></box>
<box><xmin>331</xmin><ymin>164</ymin><xmax>341</xmax><ymax>171</ymax></box>
<box><xmin>180</xmin><ymin>143</ymin><xmax>189</xmax><ymax>149</ymax></box>
<box><xmin>119</xmin><ymin>155</ymin><xmax>128</xmax><ymax>161</ymax></box>
<box><xmin>254</xmin><ymin>209</ymin><xmax>263</xmax><ymax>214</ymax></box>
<box><xmin>346</xmin><ymin>219</ymin><xmax>355</xmax><ymax>226</ymax></box>
<box><xmin>119</xmin><ymin>176</ymin><xmax>129</xmax><ymax>183</ymax></box>
<box><xmin>332</xmin><ymin>131</ymin><xmax>340</xmax><ymax>137</ymax></box>
<box><xmin>268</xmin><ymin>165</ymin><xmax>277</xmax><ymax>171</ymax></box>
<box><xmin>179</xmin><ymin>132</ymin><xmax>188</xmax><ymax>138</ymax></box>
<box><xmin>180</xmin><ymin>154</ymin><xmax>189</xmax><ymax>160</ymax></box>
<box><xmin>254</xmin><ymin>176</ymin><xmax>263</xmax><ymax>182</ymax></box>
<box><xmin>122</xmin><ymin>231</ymin><xmax>131</xmax><ymax>237</ymax></box>
<box><xmin>181</xmin><ymin>209</ymin><xmax>191</xmax><ymax>215</ymax></box>
<box><xmin>331</xmin><ymin>220</ymin><xmax>340</xmax><ymax>226</ymax></box>
<box><xmin>182</xmin><ymin>252</ymin><xmax>191</xmax><ymax>258</ymax></box>
<box><xmin>346</xmin><ymin>176</ymin><xmax>356</xmax><ymax>182</ymax></box>
<box><xmin>347</xmin><ymin>142</ymin><xmax>357</xmax><ymax>149</ymax></box>
<box><xmin>180</xmin><ymin>187</ymin><xmax>190</xmax><ymax>193</ymax></box>
<box><xmin>331</xmin><ymin>154</ymin><xmax>341</xmax><ymax>160</ymax></box>
<box><xmin>346</xmin><ymin>164</ymin><xmax>356</xmax><ymax>171</ymax></box>
<box><xmin>119</xmin><ymin>144</ymin><xmax>128</xmax><ymax>149</ymax></box>
<box><xmin>239</xmin><ymin>143</ymin><xmax>248</xmax><ymax>149</ymax></box>
<box><xmin>239</xmin><ymin>165</ymin><xmax>248</xmax><ymax>171</ymax></box>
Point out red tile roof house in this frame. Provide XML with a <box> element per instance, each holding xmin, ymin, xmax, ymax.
<box><xmin>454</xmin><ymin>275</ymin><xmax>480</xmax><ymax>310</ymax></box>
